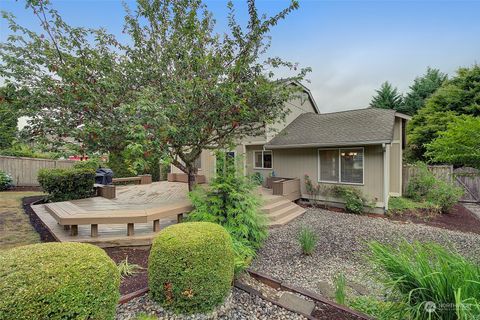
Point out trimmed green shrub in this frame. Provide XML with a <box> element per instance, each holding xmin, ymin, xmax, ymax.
<box><xmin>332</xmin><ymin>185</ymin><xmax>370</xmax><ymax>214</ymax></box>
<box><xmin>250</xmin><ymin>172</ymin><xmax>264</xmax><ymax>186</ymax></box>
<box><xmin>149</xmin><ymin>222</ymin><xmax>234</xmax><ymax>314</ymax></box>
<box><xmin>368</xmin><ymin>240</ymin><xmax>480</xmax><ymax>320</ymax></box>
<box><xmin>298</xmin><ymin>226</ymin><xmax>317</xmax><ymax>255</ymax></box>
<box><xmin>426</xmin><ymin>180</ymin><xmax>463</xmax><ymax>213</ymax></box>
<box><xmin>0</xmin><ymin>170</ymin><xmax>13</xmax><ymax>191</ymax></box>
<box><xmin>187</xmin><ymin>152</ymin><xmax>267</xmax><ymax>274</ymax></box>
<box><xmin>405</xmin><ymin>162</ymin><xmax>439</xmax><ymax>201</ymax></box>
<box><xmin>38</xmin><ymin>167</ymin><xmax>95</xmax><ymax>202</ymax></box>
<box><xmin>0</xmin><ymin>242</ymin><xmax>120</xmax><ymax>320</ymax></box>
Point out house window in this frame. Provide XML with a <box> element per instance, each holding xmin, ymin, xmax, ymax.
<box><xmin>318</xmin><ymin>148</ymin><xmax>364</xmax><ymax>184</ymax></box>
<box><xmin>254</xmin><ymin>150</ymin><xmax>272</xmax><ymax>169</ymax></box>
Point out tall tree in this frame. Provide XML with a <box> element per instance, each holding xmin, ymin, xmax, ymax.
<box><xmin>0</xmin><ymin>85</ymin><xmax>20</xmax><ymax>149</ymax></box>
<box><xmin>426</xmin><ymin>115</ymin><xmax>480</xmax><ymax>169</ymax></box>
<box><xmin>120</xmin><ymin>0</ymin><xmax>309</xmax><ymax>190</ymax></box>
<box><xmin>407</xmin><ymin>64</ymin><xmax>480</xmax><ymax>161</ymax></box>
<box><xmin>0</xmin><ymin>1</ymin><xmax>132</xmax><ymax>156</ymax></box>
<box><xmin>397</xmin><ymin>67</ymin><xmax>447</xmax><ymax>116</ymax></box>
<box><xmin>369</xmin><ymin>81</ymin><xmax>403</xmax><ymax>110</ymax></box>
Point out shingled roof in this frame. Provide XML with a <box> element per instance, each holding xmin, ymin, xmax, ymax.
<box><xmin>265</xmin><ymin>108</ymin><xmax>410</xmax><ymax>149</ymax></box>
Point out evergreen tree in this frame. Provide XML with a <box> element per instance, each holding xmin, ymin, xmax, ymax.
<box><xmin>369</xmin><ymin>81</ymin><xmax>403</xmax><ymax>110</ymax></box>
<box><xmin>398</xmin><ymin>67</ymin><xmax>447</xmax><ymax>116</ymax></box>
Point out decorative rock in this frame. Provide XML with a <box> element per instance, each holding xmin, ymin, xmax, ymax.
<box><xmin>278</xmin><ymin>292</ymin><xmax>315</xmax><ymax>316</ymax></box>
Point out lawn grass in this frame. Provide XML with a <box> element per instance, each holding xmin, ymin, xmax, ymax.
<box><xmin>0</xmin><ymin>191</ymin><xmax>43</xmax><ymax>250</ymax></box>
<box><xmin>388</xmin><ymin>197</ymin><xmax>436</xmax><ymax>214</ymax></box>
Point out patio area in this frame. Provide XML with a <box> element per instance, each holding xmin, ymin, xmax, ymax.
<box><xmin>31</xmin><ymin>182</ymin><xmax>191</xmax><ymax>247</ymax></box>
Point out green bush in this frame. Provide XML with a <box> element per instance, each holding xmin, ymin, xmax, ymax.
<box><xmin>349</xmin><ymin>296</ymin><xmax>406</xmax><ymax>320</ymax></box>
<box><xmin>249</xmin><ymin>172</ymin><xmax>264</xmax><ymax>186</ymax></box>
<box><xmin>72</xmin><ymin>158</ymin><xmax>103</xmax><ymax>170</ymax></box>
<box><xmin>368</xmin><ymin>240</ymin><xmax>480</xmax><ymax>320</ymax></box>
<box><xmin>148</xmin><ymin>222</ymin><xmax>234</xmax><ymax>314</ymax></box>
<box><xmin>405</xmin><ymin>162</ymin><xmax>462</xmax><ymax>213</ymax></box>
<box><xmin>0</xmin><ymin>170</ymin><xmax>13</xmax><ymax>191</ymax></box>
<box><xmin>405</xmin><ymin>162</ymin><xmax>438</xmax><ymax>201</ymax></box>
<box><xmin>387</xmin><ymin>196</ymin><xmax>438</xmax><ymax>215</ymax></box>
<box><xmin>187</xmin><ymin>153</ymin><xmax>267</xmax><ymax>274</ymax></box>
<box><xmin>38</xmin><ymin>167</ymin><xmax>95</xmax><ymax>202</ymax></box>
<box><xmin>0</xmin><ymin>242</ymin><xmax>120</xmax><ymax>320</ymax></box>
<box><xmin>107</xmin><ymin>152</ymin><xmax>135</xmax><ymax>178</ymax></box>
<box><xmin>298</xmin><ymin>226</ymin><xmax>317</xmax><ymax>255</ymax></box>
<box><xmin>332</xmin><ymin>185</ymin><xmax>370</xmax><ymax>214</ymax></box>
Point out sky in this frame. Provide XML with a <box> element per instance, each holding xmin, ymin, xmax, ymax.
<box><xmin>1</xmin><ymin>0</ymin><xmax>479</xmax><ymax>113</ymax></box>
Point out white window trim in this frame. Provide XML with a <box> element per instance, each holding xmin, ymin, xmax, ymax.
<box><xmin>317</xmin><ymin>147</ymin><xmax>364</xmax><ymax>185</ymax></box>
<box><xmin>253</xmin><ymin>150</ymin><xmax>273</xmax><ymax>170</ymax></box>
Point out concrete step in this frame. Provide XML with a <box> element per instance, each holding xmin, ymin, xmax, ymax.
<box><xmin>269</xmin><ymin>207</ymin><xmax>306</xmax><ymax>227</ymax></box>
<box><xmin>262</xmin><ymin>199</ymin><xmax>293</xmax><ymax>214</ymax></box>
<box><xmin>266</xmin><ymin>203</ymin><xmax>303</xmax><ymax>222</ymax></box>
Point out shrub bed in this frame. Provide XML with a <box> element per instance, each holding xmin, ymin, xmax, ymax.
<box><xmin>148</xmin><ymin>222</ymin><xmax>234</xmax><ymax>314</ymax></box>
<box><xmin>38</xmin><ymin>167</ymin><xmax>95</xmax><ymax>202</ymax></box>
<box><xmin>0</xmin><ymin>242</ymin><xmax>120</xmax><ymax>320</ymax></box>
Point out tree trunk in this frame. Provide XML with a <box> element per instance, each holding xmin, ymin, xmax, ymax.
<box><xmin>187</xmin><ymin>168</ymin><xmax>196</xmax><ymax>192</ymax></box>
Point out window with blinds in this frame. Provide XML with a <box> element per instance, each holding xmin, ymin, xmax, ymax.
<box><xmin>318</xmin><ymin>148</ymin><xmax>364</xmax><ymax>184</ymax></box>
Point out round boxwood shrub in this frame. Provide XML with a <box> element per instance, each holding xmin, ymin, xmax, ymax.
<box><xmin>0</xmin><ymin>242</ymin><xmax>120</xmax><ymax>320</ymax></box>
<box><xmin>148</xmin><ymin>222</ymin><xmax>234</xmax><ymax>314</ymax></box>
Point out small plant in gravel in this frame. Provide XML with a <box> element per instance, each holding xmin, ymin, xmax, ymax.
<box><xmin>0</xmin><ymin>170</ymin><xmax>13</xmax><ymax>191</ymax></box>
<box><xmin>334</xmin><ymin>273</ymin><xmax>346</xmax><ymax>305</ymax></box>
<box><xmin>117</xmin><ymin>257</ymin><xmax>143</xmax><ymax>279</ymax></box>
<box><xmin>298</xmin><ymin>226</ymin><xmax>317</xmax><ymax>255</ymax></box>
<box><xmin>134</xmin><ymin>313</ymin><xmax>157</xmax><ymax>320</ymax></box>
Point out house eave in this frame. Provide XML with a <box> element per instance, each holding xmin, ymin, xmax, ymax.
<box><xmin>264</xmin><ymin>140</ymin><xmax>392</xmax><ymax>149</ymax></box>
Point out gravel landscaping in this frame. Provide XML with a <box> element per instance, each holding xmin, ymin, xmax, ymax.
<box><xmin>251</xmin><ymin>208</ymin><xmax>480</xmax><ymax>299</ymax></box>
<box><xmin>116</xmin><ymin>288</ymin><xmax>306</xmax><ymax>320</ymax></box>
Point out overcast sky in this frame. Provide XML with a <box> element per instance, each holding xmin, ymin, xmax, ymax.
<box><xmin>1</xmin><ymin>0</ymin><xmax>479</xmax><ymax>113</ymax></box>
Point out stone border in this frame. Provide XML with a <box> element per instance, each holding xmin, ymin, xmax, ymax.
<box><xmin>247</xmin><ymin>270</ymin><xmax>372</xmax><ymax>320</ymax></box>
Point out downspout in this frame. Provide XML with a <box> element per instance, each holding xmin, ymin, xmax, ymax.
<box><xmin>382</xmin><ymin>143</ymin><xmax>390</xmax><ymax>213</ymax></box>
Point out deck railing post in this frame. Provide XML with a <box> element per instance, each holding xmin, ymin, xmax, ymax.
<box><xmin>153</xmin><ymin>219</ymin><xmax>160</xmax><ymax>232</ymax></box>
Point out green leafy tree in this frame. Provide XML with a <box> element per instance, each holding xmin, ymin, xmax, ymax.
<box><xmin>120</xmin><ymin>0</ymin><xmax>309</xmax><ymax>190</ymax></box>
<box><xmin>407</xmin><ymin>64</ymin><xmax>480</xmax><ymax>161</ymax></box>
<box><xmin>426</xmin><ymin>115</ymin><xmax>480</xmax><ymax>169</ymax></box>
<box><xmin>0</xmin><ymin>0</ymin><xmax>133</xmax><ymax>159</ymax></box>
<box><xmin>397</xmin><ymin>67</ymin><xmax>447</xmax><ymax>116</ymax></box>
<box><xmin>0</xmin><ymin>85</ymin><xmax>21</xmax><ymax>149</ymax></box>
<box><xmin>369</xmin><ymin>81</ymin><xmax>403</xmax><ymax>110</ymax></box>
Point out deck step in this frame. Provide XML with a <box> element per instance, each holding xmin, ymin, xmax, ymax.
<box><xmin>262</xmin><ymin>199</ymin><xmax>293</xmax><ymax>214</ymax></box>
<box><xmin>269</xmin><ymin>207</ymin><xmax>306</xmax><ymax>226</ymax></box>
<box><xmin>265</xmin><ymin>203</ymin><xmax>302</xmax><ymax>222</ymax></box>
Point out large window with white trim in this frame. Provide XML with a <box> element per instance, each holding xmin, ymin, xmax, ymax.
<box><xmin>318</xmin><ymin>148</ymin><xmax>364</xmax><ymax>184</ymax></box>
<box><xmin>254</xmin><ymin>150</ymin><xmax>272</xmax><ymax>169</ymax></box>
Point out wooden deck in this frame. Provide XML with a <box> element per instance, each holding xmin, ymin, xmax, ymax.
<box><xmin>32</xmin><ymin>182</ymin><xmax>190</xmax><ymax>247</ymax></box>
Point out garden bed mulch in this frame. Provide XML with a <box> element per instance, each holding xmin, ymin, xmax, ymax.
<box><xmin>104</xmin><ymin>247</ymin><xmax>150</xmax><ymax>295</ymax></box>
<box><xmin>22</xmin><ymin>196</ymin><xmax>56</xmax><ymax>242</ymax></box>
<box><xmin>383</xmin><ymin>204</ymin><xmax>480</xmax><ymax>235</ymax></box>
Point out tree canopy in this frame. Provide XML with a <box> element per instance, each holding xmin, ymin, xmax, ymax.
<box><xmin>426</xmin><ymin>115</ymin><xmax>480</xmax><ymax>169</ymax></box>
<box><xmin>1</xmin><ymin>0</ymin><xmax>309</xmax><ymax>189</ymax></box>
<box><xmin>397</xmin><ymin>67</ymin><xmax>447</xmax><ymax>116</ymax></box>
<box><xmin>407</xmin><ymin>64</ymin><xmax>480</xmax><ymax>161</ymax></box>
<box><xmin>369</xmin><ymin>81</ymin><xmax>403</xmax><ymax>110</ymax></box>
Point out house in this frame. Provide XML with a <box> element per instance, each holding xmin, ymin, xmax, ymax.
<box><xmin>171</xmin><ymin>83</ymin><xmax>410</xmax><ymax>213</ymax></box>
<box><xmin>264</xmin><ymin>108</ymin><xmax>410</xmax><ymax>213</ymax></box>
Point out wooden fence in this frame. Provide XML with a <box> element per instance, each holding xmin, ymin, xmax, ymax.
<box><xmin>0</xmin><ymin>156</ymin><xmax>76</xmax><ymax>187</ymax></box>
<box><xmin>403</xmin><ymin>164</ymin><xmax>480</xmax><ymax>203</ymax></box>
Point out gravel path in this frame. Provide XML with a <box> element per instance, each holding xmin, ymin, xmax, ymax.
<box><xmin>116</xmin><ymin>288</ymin><xmax>306</xmax><ymax>320</ymax></box>
<box><xmin>251</xmin><ymin>208</ymin><xmax>480</xmax><ymax>298</ymax></box>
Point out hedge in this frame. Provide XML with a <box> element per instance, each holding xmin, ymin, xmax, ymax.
<box><xmin>38</xmin><ymin>167</ymin><xmax>95</xmax><ymax>202</ymax></box>
<box><xmin>0</xmin><ymin>242</ymin><xmax>120</xmax><ymax>320</ymax></box>
<box><xmin>148</xmin><ymin>222</ymin><xmax>234</xmax><ymax>314</ymax></box>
